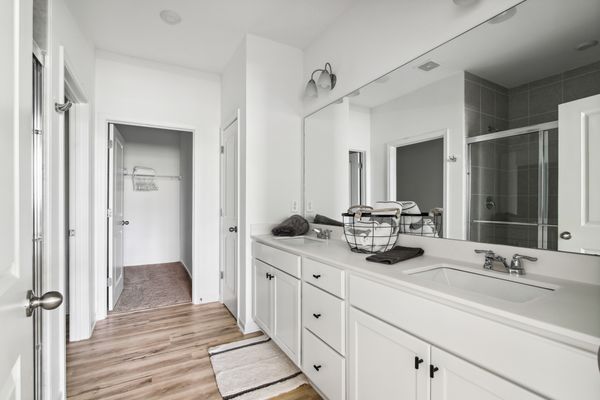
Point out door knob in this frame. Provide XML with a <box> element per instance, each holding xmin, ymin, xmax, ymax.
<box><xmin>560</xmin><ymin>231</ymin><xmax>572</xmax><ymax>240</ymax></box>
<box><xmin>228</xmin><ymin>226</ymin><xmax>238</xmax><ymax>233</ymax></box>
<box><xmin>26</xmin><ymin>290</ymin><xmax>63</xmax><ymax>317</ymax></box>
<box><xmin>121</xmin><ymin>220</ymin><xmax>129</xmax><ymax>226</ymax></box>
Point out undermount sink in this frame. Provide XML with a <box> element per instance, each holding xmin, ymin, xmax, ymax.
<box><xmin>404</xmin><ymin>265</ymin><xmax>558</xmax><ymax>303</ymax></box>
<box><xmin>273</xmin><ymin>236</ymin><xmax>325</xmax><ymax>245</ymax></box>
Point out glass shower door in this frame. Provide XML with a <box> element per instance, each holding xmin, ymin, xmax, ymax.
<box><xmin>468</xmin><ymin>127</ymin><xmax>557</xmax><ymax>250</ymax></box>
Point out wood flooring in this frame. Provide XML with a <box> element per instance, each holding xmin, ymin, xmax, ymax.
<box><xmin>67</xmin><ymin>302</ymin><xmax>321</xmax><ymax>400</ymax></box>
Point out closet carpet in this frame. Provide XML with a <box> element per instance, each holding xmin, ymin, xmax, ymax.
<box><xmin>112</xmin><ymin>262</ymin><xmax>192</xmax><ymax>313</ymax></box>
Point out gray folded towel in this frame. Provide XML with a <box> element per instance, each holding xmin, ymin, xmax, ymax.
<box><xmin>271</xmin><ymin>215</ymin><xmax>310</xmax><ymax>237</ymax></box>
<box><xmin>366</xmin><ymin>246</ymin><xmax>424</xmax><ymax>264</ymax></box>
<box><xmin>314</xmin><ymin>214</ymin><xmax>343</xmax><ymax>227</ymax></box>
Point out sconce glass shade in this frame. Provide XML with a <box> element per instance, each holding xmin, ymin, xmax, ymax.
<box><xmin>304</xmin><ymin>79</ymin><xmax>318</xmax><ymax>98</ymax></box>
<box><xmin>317</xmin><ymin>69</ymin><xmax>332</xmax><ymax>90</ymax></box>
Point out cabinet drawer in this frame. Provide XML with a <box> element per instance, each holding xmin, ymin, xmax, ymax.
<box><xmin>303</xmin><ymin>328</ymin><xmax>345</xmax><ymax>400</ymax></box>
<box><xmin>303</xmin><ymin>282</ymin><xmax>345</xmax><ymax>355</ymax></box>
<box><xmin>302</xmin><ymin>258</ymin><xmax>345</xmax><ymax>298</ymax></box>
<box><xmin>253</xmin><ymin>242</ymin><xmax>301</xmax><ymax>278</ymax></box>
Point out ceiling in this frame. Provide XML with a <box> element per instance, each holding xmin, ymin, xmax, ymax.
<box><xmin>65</xmin><ymin>0</ymin><xmax>360</xmax><ymax>72</ymax></box>
<box><xmin>349</xmin><ymin>0</ymin><xmax>600</xmax><ymax>108</ymax></box>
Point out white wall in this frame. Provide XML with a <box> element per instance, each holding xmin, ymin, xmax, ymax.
<box><xmin>118</xmin><ymin>125</ymin><xmax>187</xmax><ymax>267</ymax></box>
<box><xmin>95</xmin><ymin>51</ymin><xmax>221</xmax><ymax>315</ymax></box>
<box><xmin>180</xmin><ymin>132</ymin><xmax>193</xmax><ymax>274</ymax></box>
<box><xmin>370</xmin><ymin>72</ymin><xmax>466</xmax><ymax>239</ymax></box>
<box><xmin>303</xmin><ymin>0</ymin><xmax>522</xmax><ymax>114</ymax></box>
<box><xmin>221</xmin><ymin>34</ymin><xmax>304</xmax><ymax>332</ymax></box>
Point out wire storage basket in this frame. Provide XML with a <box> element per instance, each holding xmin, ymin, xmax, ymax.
<box><xmin>342</xmin><ymin>206</ymin><xmax>402</xmax><ymax>254</ymax></box>
<box><xmin>398</xmin><ymin>209</ymin><xmax>443</xmax><ymax>237</ymax></box>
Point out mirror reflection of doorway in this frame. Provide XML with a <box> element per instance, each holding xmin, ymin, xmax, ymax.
<box><xmin>349</xmin><ymin>151</ymin><xmax>366</xmax><ymax>206</ymax></box>
<box><xmin>395</xmin><ymin>138</ymin><xmax>444</xmax><ymax>215</ymax></box>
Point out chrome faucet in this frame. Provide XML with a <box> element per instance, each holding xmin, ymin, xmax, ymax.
<box><xmin>313</xmin><ymin>228</ymin><xmax>332</xmax><ymax>240</ymax></box>
<box><xmin>474</xmin><ymin>250</ymin><xmax>537</xmax><ymax>276</ymax></box>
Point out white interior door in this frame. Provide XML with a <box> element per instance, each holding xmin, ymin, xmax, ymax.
<box><xmin>108</xmin><ymin>124</ymin><xmax>125</xmax><ymax>309</ymax></box>
<box><xmin>220</xmin><ymin>118</ymin><xmax>239</xmax><ymax>317</ymax></box>
<box><xmin>558</xmin><ymin>94</ymin><xmax>600</xmax><ymax>254</ymax></box>
<box><xmin>0</xmin><ymin>1</ymin><xmax>35</xmax><ymax>397</ymax></box>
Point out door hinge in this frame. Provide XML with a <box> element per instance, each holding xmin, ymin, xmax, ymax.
<box><xmin>107</xmin><ymin>277</ymin><xmax>113</xmax><ymax>287</ymax></box>
<box><xmin>220</xmin><ymin>145</ymin><xmax>224</xmax><ymax>154</ymax></box>
<box><xmin>220</xmin><ymin>271</ymin><xmax>224</xmax><ymax>279</ymax></box>
<box><xmin>68</xmin><ymin>229</ymin><xmax>76</xmax><ymax>237</ymax></box>
<box><xmin>107</xmin><ymin>209</ymin><xmax>113</xmax><ymax>218</ymax></box>
<box><xmin>108</xmin><ymin>139</ymin><xmax>114</xmax><ymax>149</ymax></box>
<box><xmin>33</xmin><ymin>129</ymin><xmax>42</xmax><ymax>135</ymax></box>
<box><xmin>220</xmin><ymin>208</ymin><xmax>223</xmax><ymax>217</ymax></box>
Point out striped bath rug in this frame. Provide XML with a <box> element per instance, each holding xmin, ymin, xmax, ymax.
<box><xmin>208</xmin><ymin>334</ymin><xmax>307</xmax><ymax>400</ymax></box>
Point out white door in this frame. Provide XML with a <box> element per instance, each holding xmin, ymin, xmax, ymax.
<box><xmin>348</xmin><ymin>307</ymin><xmax>429</xmax><ymax>400</ymax></box>
<box><xmin>0</xmin><ymin>1</ymin><xmax>35</xmax><ymax>397</ymax></box>
<box><xmin>558</xmin><ymin>94</ymin><xmax>600</xmax><ymax>254</ymax></box>
<box><xmin>107</xmin><ymin>124</ymin><xmax>125</xmax><ymax>309</ymax></box>
<box><xmin>220</xmin><ymin>118</ymin><xmax>238</xmax><ymax>316</ymax></box>
<box><xmin>272</xmin><ymin>268</ymin><xmax>301</xmax><ymax>364</ymax></box>
<box><xmin>253</xmin><ymin>260</ymin><xmax>273</xmax><ymax>335</ymax></box>
<box><xmin>430</xmin><ymin>347</ymin><xmax>542</xmax><ymax>400</ymax></box>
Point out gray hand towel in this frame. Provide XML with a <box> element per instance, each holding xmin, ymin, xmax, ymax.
<box><xmin>366</xmin><ymin>246</ymin><xmax>424</xmax><ymax>264</ymax></box>
<box><xmin>271</xmin><ymin>215</ymin><xmax>310</xmax><ymax>237</ymax></box>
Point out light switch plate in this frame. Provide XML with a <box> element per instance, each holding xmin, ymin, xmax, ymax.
<box><xmin>291</xmin><ymin>200</ymin><xmax>299</xmax><ymax>213</ymax></box>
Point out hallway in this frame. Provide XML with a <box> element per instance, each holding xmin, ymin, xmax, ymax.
<box><xmin>66</xmin><ymin>303</ymin><xmax>320</xmax><ymax>399</ymax></box>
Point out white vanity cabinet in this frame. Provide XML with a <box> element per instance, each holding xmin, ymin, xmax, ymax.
<box><xmin>349</xmin><ymin>307</ymin><xmax>543</xmax><ymax>400</ymax></box>
<box><xmin>252</xmin><ymin>244</ymin><xmax>301</xmax><ymax>365</ymax></box>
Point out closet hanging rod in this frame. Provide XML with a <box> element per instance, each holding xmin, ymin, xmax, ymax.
<box><xmin>124</xmin><ymin>172</ymin><xmax>182</xmax><ymax>180</ymax></box>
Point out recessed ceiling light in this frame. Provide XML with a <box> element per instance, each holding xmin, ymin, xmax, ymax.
<box><xmin>418</xmin><ymin>61</ymin><xmax>440</xmax><ymax>72</ymax></box>
<box><xmin>452</xmin><ymin>0</ymin><xmax>478</xmax><ymax>6</ymax></box>
<box><xmin>160</xmin><ymin>9</ymin><xmax>182</xmax><ymax>25</ymax></box>
<box><xmin>347</xmin><ymin>90</ymin><xmax>360</xmax><ymax>97</ymax></box>
<box><xmin>576</xmin><ymin>40</ymin><xmax>599</xmax><ymax>51</ymax></box>
<box><xmin>488</xmin><ymin>7</ymin><xmax>517</xmax><ymax>24</ymax></box>
<box><xmin>375</xmin><ymin>75</ymin><xmax>390</xmax><ymax>84</ymax></box>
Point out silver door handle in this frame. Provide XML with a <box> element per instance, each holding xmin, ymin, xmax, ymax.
<box><xmin>121</xmin><ymin>220</ymin><xmax>129</xmax><ymax>226</ymax></box>
<box><xmin>560</xmin><ymin>231</ymin><xmax>572</xmax><ymax>240</ymax></box>
<box><xmin>26</xmin><ymin>290</ymin><xmax>63</xmax><ymax>317</ymax></box>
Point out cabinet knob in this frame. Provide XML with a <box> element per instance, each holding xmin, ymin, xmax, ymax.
<box><xmin>312</xmin><ymin>274</ymin><xmax>321</xmax><ymax>279</ymax></box>
<box><xmin>414</xmin><ymin>356</ymin><xmax>424</xmax><ymax>370</ymax></box>
<box><xmin>313</xmin><ymin>364</ymin><xmax>322</xmax><ymax>372</ymax></box>
<box><xmin>430</xmin><ymin>365</ymin><xmax>439</xmax><ymax>378</ymax></box>
<box><xmin>313</xmin><ymin>313</ymin><xmax>322</xmax><ymax>319</ymax></box>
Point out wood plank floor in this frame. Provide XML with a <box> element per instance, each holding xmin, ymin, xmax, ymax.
<box><xmin>67</xmin><ymin>302</ymin><xmax>321</xmax><ymax>400</ymax></box>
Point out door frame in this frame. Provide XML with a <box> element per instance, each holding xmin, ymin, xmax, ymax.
<box><xmin>94</xmin><ymin>116</ymin><xmax>198</xmax><ymax>321</ymax></box>
<box><xmin>219</xmin><ymin>109</ymin><xmax>241</xmax><ymax>322</ymax></box>
<box><xmin>386</xmin><ymin>128</ymin><xmax>449</xmax><ymax>238</ymax></box>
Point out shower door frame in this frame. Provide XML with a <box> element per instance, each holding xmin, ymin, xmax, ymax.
<box><xmin>466</xmin><ymin>121</ymin><xmax>558</xmax><ymax>249</ymax></box>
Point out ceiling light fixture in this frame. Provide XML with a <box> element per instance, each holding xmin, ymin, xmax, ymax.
<box><xmin>160</xmin><ymin>9</ymin><xmax>182</xmax><ymax>25</ymax></box>
<box><xmin>576</xmin><ymin>40</ymin><xmax>598</xmax><ymax>51</ymax></box>
<box><xmin>304</xmin><ymin>63</ymin><xmax>336</xmax><ymax>98</ymax></box>
<box><xmin>418</xmin><ymin>60</ymin><xmax>440</xmax><ymax>72</ymax></box>
<box><xmin>452</xmin><ymin>0</ymin><xmax>478</xmax><ymax>6</ymax></box>
<box><xmin>488</xmin><ymin>7</ymin><xmax>517</xmax><ymax>24</ymax></box>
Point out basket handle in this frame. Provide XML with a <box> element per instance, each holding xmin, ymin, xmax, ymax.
<box><xmin>347</xmin><ymin>205</ymin><xmax>373</xmax><ymax>219</ymax></box>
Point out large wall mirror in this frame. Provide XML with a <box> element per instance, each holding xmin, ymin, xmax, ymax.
<box><xmin>303</xmin><ymin>0</ymin><xmax>600</xmax><ymax>255</ymax></box>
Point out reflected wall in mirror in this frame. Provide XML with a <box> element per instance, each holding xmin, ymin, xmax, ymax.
<box><xmin>303</xmin><ymin>0</ymin><xmax>600</xmax><ymax>255</ymax></box>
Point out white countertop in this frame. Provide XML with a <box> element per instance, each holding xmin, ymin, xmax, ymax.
<box><xmin>253</xmin><ymin>234</ymin><xmax>600</xmax><ymax>353</ymax></box>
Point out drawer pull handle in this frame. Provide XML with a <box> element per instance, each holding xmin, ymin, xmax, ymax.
<box><xmin>312</xmin><ymin>274</ymin><xmax>321</xmax><ymax>279</ymax></box>
<box><xmin>313</xmin><ymin>313</ymin><xmax>322</xmax><ymax>319</ymax></box>
<box><xmin>414</xmin><ymin>356</ymin><xmax>424</xmax><ymax>370</ymax></box>
<box><xmin>313</xmin><ymin>364</ymin><xmax>322</xmax><ymax>372</ymax></box>
<box><xmin>430</xmin><ymin>365</ymin><xmax>439</xmax><ymax>378</ymax></box>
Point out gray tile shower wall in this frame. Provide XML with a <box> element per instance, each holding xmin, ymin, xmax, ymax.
<box><xmin>465</xmin><ymin>72</ymin><xmax>509</xmax><ymax>137</ymax></box>
<box><xmin>465</xmin><ymin>61</ymin><xmax>600</xmax><ymax>136</ymax></box>
<box><xmin>507</xmin><ymin>61</ymin><xmax>600</xmax><ymax>129</ymax></box>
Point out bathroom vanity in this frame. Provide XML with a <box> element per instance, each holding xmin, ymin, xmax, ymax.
<box><xmin>251</xmin><ymin>235</ymin><xmax>600</xmax><ymax>400</ymax></box>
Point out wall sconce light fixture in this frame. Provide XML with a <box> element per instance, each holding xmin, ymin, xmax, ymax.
<box><xmin>304</xmin><ymin>62</ymin><xmax>336</xmax><ymax>98</ymax></box>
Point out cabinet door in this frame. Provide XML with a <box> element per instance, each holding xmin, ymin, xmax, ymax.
<box><xmin>272</xmin><ymin>268</ymin><xmax>301</xmax><ymax>365</ymax></box>
<box><xmin>349</xmin><ymin>307</ymin><xmax>429</xmax><ymax>400</ymax></box>
<box><xmin>253</xmin><ymin>260</ymin><xmax>272</xmax><ymax>334</ymax></box>
<box><xmin>430</xmin><ymin>347</ymin><xmax>543</xmax><ymax>400</ymax></box>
